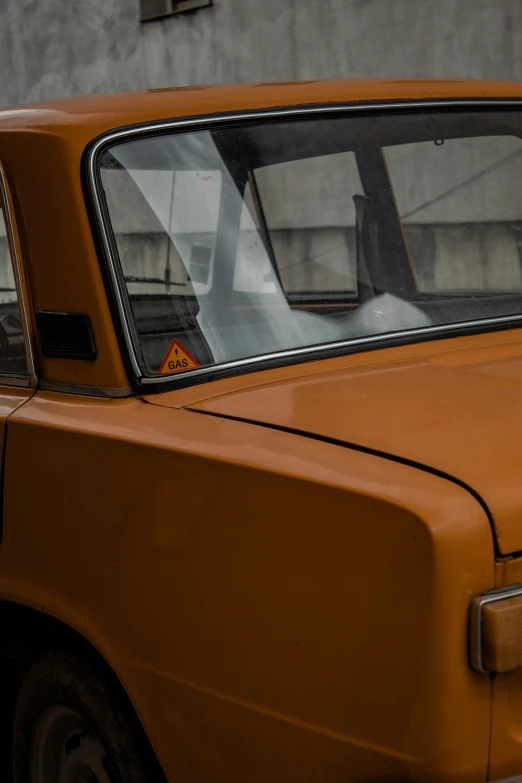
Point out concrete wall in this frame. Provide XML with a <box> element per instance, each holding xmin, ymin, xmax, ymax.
<box><xmin>0</xmin><ymin>0</ymin><xmax>522</xmax><ymax>108</ymax></box>
<box><xmin>1</xmin><ymin>0</ymin><xmax>522</xmax><ymax>302</ymax></box>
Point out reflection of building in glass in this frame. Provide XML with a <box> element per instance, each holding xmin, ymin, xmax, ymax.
<box><xmin>97</xmin><ymin>133</ymin><xmax>522</xmax><ymax>298</ymax></box>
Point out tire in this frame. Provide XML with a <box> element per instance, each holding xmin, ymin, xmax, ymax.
<box><xmin>12</xmin><ymin>648</ymin><xmax>167</xmax><ymax>783</ymax></box>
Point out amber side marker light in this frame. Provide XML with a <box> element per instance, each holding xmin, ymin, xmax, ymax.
<box><xmin>470</xmin><ymin>586</ymin><xmax>522</xmax><ymax>673</ymax></box>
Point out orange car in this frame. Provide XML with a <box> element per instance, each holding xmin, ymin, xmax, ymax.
<box><xmin>2</xmin><ymin>80</ymin><xmax>522</xmax><ymax>782</ymax></box>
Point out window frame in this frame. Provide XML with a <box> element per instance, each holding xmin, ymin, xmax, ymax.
<box><xmin>0</xmin><ymin>164</ymin><xmax>36</xmax><ymax>388</ymax></box>
<box><xmin>84</xmin><ymin>99</ymin><xmax>522</xmax><ymax>394</ymax></box>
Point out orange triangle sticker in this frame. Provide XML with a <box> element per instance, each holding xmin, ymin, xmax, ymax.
<box><xmin>158</xmin><ymin>339</ymin><xmax>201</xmax><ymax>375</ymax></box>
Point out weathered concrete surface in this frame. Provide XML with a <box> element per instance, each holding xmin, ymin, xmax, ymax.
<box><xmin>1</xmin><ymin>0</ymin><xmax>522</xmax><ymax>304</ymax></box>
<box><xmin>0</xmin><ymin>0</ymin><xmax>521</xmax><ymax>107</ymax></box>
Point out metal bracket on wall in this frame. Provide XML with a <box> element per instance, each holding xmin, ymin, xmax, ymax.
<box><xmin>140</xmin><ymin>0</ymin><xmax>212</xmax><ymax>22</ymax></box>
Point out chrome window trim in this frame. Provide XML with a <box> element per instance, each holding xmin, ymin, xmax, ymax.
<box><xmin>139</xmin><ymin>313</ymin><xmax>522</xmax><ymax>387</ymax></box>
<box><xmin>0</xmin><ymin>164</ymin><xmax>37</xmax><ymax>389</ymax></box>
<box><xmin>470</xmin><ymin>584</ymin><xmax>522</xmax><ymax>673</ymax></box>
<box><xmin>86</xmin><ymin>98</ymin><xmax>522</xmax><ymax>389</ymax></box>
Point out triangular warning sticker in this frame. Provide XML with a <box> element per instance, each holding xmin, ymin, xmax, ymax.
<box><xmin>158</xmin><ymin>339</ymin><xmax>201</xmax><ymax>375</ymax></box>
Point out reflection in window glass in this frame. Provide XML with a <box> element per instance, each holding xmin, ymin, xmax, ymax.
<box><xmin>385</xmin><ymin>136</ymin><xmax>522</xmax><ymax>292</ymax></box>
<box><xmin>233</xmin><ymin>183</ymin><xmax>277</xmax><ymax>294</ymax></box>
<box><xmin>253</xmin><ymin>153</ymin><xmax>361</xmax><ymax>295</ymax></box>
<box><xmin>98</xmin><ymin>113</ymin><xmax>522</xmax><ymax>379</ymax></box>
<box><xmin>102</xmin><ymin>167</ymin><xmax>222</xmax><ymax>296</ymax></box>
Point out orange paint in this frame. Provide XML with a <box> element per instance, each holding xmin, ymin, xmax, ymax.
<box><xmin>2</xmin><ymin>80</ymin><xmax>522</xmax><ymax>781</ymax></box>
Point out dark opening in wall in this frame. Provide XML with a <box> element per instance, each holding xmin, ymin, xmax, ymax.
<box><xmin>140</xmin><ymin>0</ymin><xmax>212</xmax><ymax>22</ymax></box>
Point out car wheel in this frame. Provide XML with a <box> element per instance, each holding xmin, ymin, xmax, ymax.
<box><xmin>12</xmin><ymin>649</ymin><xmax>166</xmax><ymax>783</ymax></box>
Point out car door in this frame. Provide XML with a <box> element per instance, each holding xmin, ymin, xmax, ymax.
<box><xmin>0</xmin><ymin>163</ymin><xmax>36</xmax><ymax>467</ymax></box>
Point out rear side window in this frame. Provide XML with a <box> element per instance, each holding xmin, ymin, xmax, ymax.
<box><xmin>0</xmin><ymin>203</ymin><xmax>28</xmax><ymax>377</ymax></box>
<box><xmin>94</xmin><ymin>110</ymin><xmax>522</xmax><ymax>381</ymax></box>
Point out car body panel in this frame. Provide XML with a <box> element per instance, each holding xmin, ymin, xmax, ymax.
<box><xmin>179</xmin><ymin>327</ymin><xmax>522</xmax><ymax>556</ymax></box>
<box><xmin>487</xmin><ymin>556</ymin><xmax>522</xmax><ymax>780</ymax></box>
<box><xmin>2</xmin><ymin>391</ymin><xmax>494</xmax><ymax>782</ymax></box>
<box><xmin>0</xmin><ymin>387</ymin><xmax>34</xmax><ymax>471</ymax></box>
<box><xmin>3</xmin><ymin>79</ymin><xmax>522</xmax><ymax>141</ymax></box>
<box><xmin>3</xmin><ymin>80</ymin><xmax>522</xmax><ymax>780</ymax></box>
<box><xmin>0</xmin><ymin>129</ymin><xmax>129</xmax><ymax>390</ymax></box>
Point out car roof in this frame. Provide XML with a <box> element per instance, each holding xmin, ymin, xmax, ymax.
<box><xmin>2</xmin><ymin>79</ymin><xmax>522</xmax><ymax>142</ymax></box>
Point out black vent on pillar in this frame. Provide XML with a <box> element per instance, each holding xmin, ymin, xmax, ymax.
<box><xmin>36</xmin><ymin>312</ymin><xmax>97</xmax><ymax>361</ymax></box>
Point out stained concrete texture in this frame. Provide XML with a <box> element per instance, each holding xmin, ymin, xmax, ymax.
<box><xmin>0</xmin><ymin>0</ymin><xmax>521</xmax><ymax>108</ymax></box>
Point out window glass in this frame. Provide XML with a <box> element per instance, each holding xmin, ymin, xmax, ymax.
<box><xmin>101</xmin><ymin>166</ymin><xmax>221</xmax><ymax>297</ymax></box>
<box><xmin>234</xmin><ymin>184</ymin><xmax>278</xmax><ymax>294</ymax></box>
<box><xmin>385</xmin><ymin>136</ymin><xmax>522</xmax><ymax>292</ymax></box>
<box><xmin>97</xmin><ymin>113</ymin><xmax>522</xmax><ymax>379</ymax></box>
<box><xmin>252</xmin><ymin>153</ymin><xmax>361</xmax><ymax>296</ymax></box>
<box><xmin>0</xmin><ymin>205</ymin><xmax>27</xmax><ymax>376</ymax></box>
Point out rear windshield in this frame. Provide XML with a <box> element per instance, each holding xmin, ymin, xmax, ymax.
<box><xmin>97</xmin><ymin>110</ymin><xmax>522</xmax><ymax>379</ymax></box>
